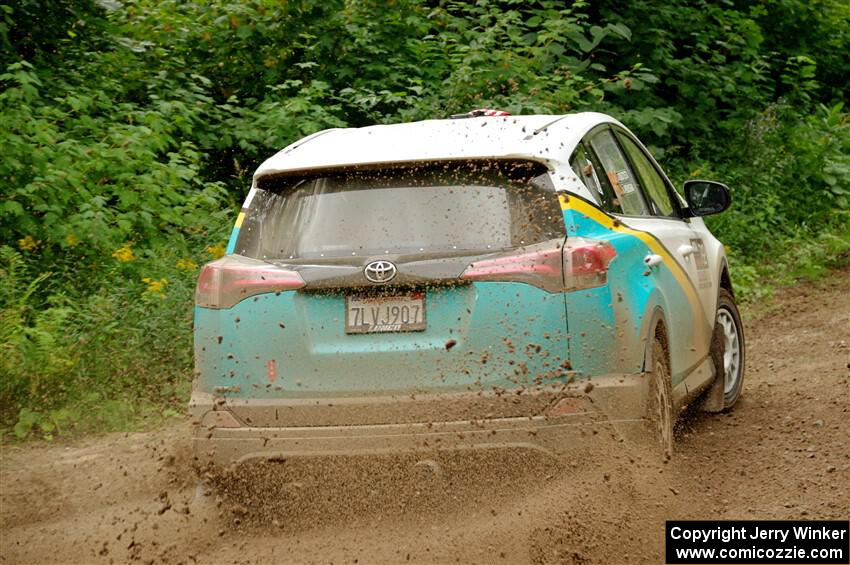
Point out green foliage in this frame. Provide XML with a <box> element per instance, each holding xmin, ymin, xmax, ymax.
<box><xmin>1</xmin><ymin>0</ymin><xmax>848</xmax><ymax>438</ymax></box>
<box><xmin>0</xmin><ymin>247</ymin><xmax>75</xmax><ymax>414</ymax></box>
<box><xmin>0</xmin><ymin>60</ymin><xmax>230</xmax><ymax>257</ymax></box>
<box><xmin>0</xmin><ymin>0</ymin><xmax>109</xmax><ymax>65</ymax></box>
<box><xmin>0</xmin><ymin>240</ymin><xmax>218</xmax><ymax>437</ymax></box>
<box><xmin>683</xmin><ymin>102</ymin><xmax>850</xmax><ymax>260</ymax></box>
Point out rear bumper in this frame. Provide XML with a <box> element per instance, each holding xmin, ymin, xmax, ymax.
<box><xmin>190</xmin><ymin>374</ymin><xmax>648</xmax><ymax>466</ymax></box>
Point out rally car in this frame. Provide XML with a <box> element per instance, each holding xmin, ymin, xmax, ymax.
<box><xmin>191</xmin><ymin>111</ymin><xmax>745</xmax><ymax>465</ymax></box>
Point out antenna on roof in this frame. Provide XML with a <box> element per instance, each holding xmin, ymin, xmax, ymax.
<box><xmin>450</xmin><ymin>108</ymin><xmax>511</xmax><ymax>119</ymax></box>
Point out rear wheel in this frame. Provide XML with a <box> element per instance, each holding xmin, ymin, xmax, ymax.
<box><xmin>715</xmin><ymin>288</ymin><xmax>745</xmax><ymax>409</ymax></box>
<box><xmin>645</xmin><ymin>326</ymin><xmax>674</xmax><ymax>459</ymax></box>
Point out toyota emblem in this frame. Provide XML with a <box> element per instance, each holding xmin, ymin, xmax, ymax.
<box><xmin>364</xmin><ymin>260</ymin><xmax>397</xmax><ymax>284</ymax></box>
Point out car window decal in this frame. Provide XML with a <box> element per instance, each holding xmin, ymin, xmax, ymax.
<box><xmin>606</xmin><ymin>171</ymin><xmax>624</xmax><ymax>196</ymax></box>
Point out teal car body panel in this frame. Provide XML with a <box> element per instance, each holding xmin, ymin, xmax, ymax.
<box><xmin>195</xmin><ymin>282</ymin><xmax>570</xmax><ymax>398</ymax></box>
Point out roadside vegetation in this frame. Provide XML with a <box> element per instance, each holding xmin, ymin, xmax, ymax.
<box><xmin>1</xmin><ymin>0</ymin><xmax>848</xmax><ymax>439</ymax></box>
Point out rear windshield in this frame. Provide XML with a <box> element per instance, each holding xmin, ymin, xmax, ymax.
<box><xmin>235</xmin><ymin>160</ymin><xmax>564</xmax><ymax>260</ymax></box>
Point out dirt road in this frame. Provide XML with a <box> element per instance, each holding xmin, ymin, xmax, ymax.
<box><xmin>2</xmin><ymin>272</ymin><xmax>848</xmax><ymax>564</ymax></box>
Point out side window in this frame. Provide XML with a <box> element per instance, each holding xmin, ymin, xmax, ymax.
<box><xmin>569</xmin><ymin>144</ymin><xmax>606</xmax><ymax>206</ymax></box>
<box><xmin>616</xmin><ymin>131</ymin><xmax>677</xmax><ymax>217</ymax></box>
<box><xmin>569</xmin><ymin>142</ymin><xmax>624</xmax><ymax>214</ymax></box>
<box><xmin>588</xmin><ymin>129</ymin><xmax>649</xmax><ymax>216</ymax></box>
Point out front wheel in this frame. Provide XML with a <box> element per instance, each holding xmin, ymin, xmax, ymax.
<box><xmin>715</xmin><ymin>289</ymin><xmax>745</xmax><ymax>409</ymax></box>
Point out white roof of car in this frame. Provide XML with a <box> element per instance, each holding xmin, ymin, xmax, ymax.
<box><xmin>254</xmin><ymin>112</ymin><xmax>621</xmax><ymax>179</ymax></box>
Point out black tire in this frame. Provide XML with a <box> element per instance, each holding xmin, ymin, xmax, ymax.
<box><xmin>715</xmin><ymin>288</ymin><xmax>745</xmax><ymax>409</ymax></box>
<box><xmin>645</xmin><ymin>325</ymin><xmax>674</xmax><ymax>459</ymax></box>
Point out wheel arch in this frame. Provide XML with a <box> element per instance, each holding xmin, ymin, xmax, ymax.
<box><xmin>641</xmin><ymin>306</ymin><xmax>669</xmax><ymax>373</ymax></box>
<box><xmin>719</xmin><ymin>260</ymin><xmax>734</xmax><ymax>299</ymax></box>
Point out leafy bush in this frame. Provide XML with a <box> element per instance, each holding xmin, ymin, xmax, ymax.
<box><xmin>0</xmin><ymin>61</ymin><xmax>230</xmax><ymax>258</ymax></box>
<box><xmin>0</xmin><ymin>237</ymin><xmax>227</xmax><ymax>436</ymax></box>
<box><xmin>0</xmin><ymin>247</ymin><xmax>76</xmax><ymax>418</ymax></box>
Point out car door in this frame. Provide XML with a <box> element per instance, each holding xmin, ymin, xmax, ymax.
<box><xmin>611</xmin><ymin>128</ymin><xmax>717</xmax><ymax>322</ymax></box>
<box><xmin>584</xmin><ymin>127</ymin><xmax>712</xmax><ymax>382</ymax></box>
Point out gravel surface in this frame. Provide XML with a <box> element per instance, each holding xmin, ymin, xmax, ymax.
<box><xmin>2</xmin><ymin>271</ymin><xmax>848</xmax><ymax>564</ymax></box>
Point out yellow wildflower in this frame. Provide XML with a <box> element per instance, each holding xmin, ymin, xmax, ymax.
<box><xmin>65</xmin><ymin>234</ymin><xmax>79</xmax><ymax>247</ymax></box>
<box><xmin>112</xmin><ymin>244</ymin><xmax>134</xmax><ymax>262</ymax></box>
<box><xmin>18</xmin><ymin>235</ymin><xmax>38</xmax><ymax>252</ymax></box>
<box><xmin>142</xmin><ymin>277</ymin><xmax>168</xmax><ymax>298</ymax></box>
<box><xmin>205</xmin><ymin>242</ymin><xmax>226</xmax><ymax>259</ymax></box>
<box><xmin>176</xmin><ymin>258</ymin><xmax>198</xmax><ymax>271</ymax></box>
<box><xmin>690</xmin><ymin>168</ymin><xmax>702</xmax><ymax>178</ymax></box>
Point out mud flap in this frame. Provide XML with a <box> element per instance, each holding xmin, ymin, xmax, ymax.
<box><xmin>698</xmin><ymin>322</ymin><xmax>726</xmax><ymax>412</ymax></box>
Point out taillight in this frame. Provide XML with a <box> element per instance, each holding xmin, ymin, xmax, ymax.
<box><xmin>195</xmin><ymin>255</ymin><xmax>305</xmax><ymax>309</ymax></box>
<box><xmin>563</xmin><ymin>238</ymin><xmax>617</xmax><ymax>291</ymax></box>
<box><xmin>460</xmin><ymin>238</ymin><xmax>615</xmax><ymax>292</ymax></box>
<box><xmin>460</xmin><ymin>246</ymin><xmax>564</xmax><ymax>292</ymax></box>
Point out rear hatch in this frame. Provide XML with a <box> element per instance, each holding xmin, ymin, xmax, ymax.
<box><xmin>194</xmin><ymin>160</ymin><xmax>572</xmax><ymax>399</ymax></box>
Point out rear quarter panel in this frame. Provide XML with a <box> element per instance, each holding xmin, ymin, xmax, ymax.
<box><xmin>558</xmin><ymin>192</ymin><xmax>700</xmax><ymax>386</ymax></box>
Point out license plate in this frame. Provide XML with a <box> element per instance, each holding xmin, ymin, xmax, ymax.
<box><xmin>345</xmin><ymin>293</ymin><xmax>426</xmax><ymax>333</ymax></box>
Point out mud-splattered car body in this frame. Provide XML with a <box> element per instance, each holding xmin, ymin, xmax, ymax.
<box><xmin>191</xmin><ymin>112</ymin><xmax>743</xmax><ymax>465</ymax></box>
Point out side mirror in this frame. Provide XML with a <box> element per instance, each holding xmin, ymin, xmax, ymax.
<box><xmin>683</xmin><ymin>180</ymin><xmax>731</xmax><ymax>216</ymax></box>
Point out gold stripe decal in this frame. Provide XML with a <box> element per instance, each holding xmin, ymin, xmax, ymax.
<box><xmin>559</xmin><ymin>194</ymin><xmax>708</xmax><ymax>329</ymax></box>
<box><xmin>234</xmin><ymin>211</ymin><xmax>246</xmax><ymax>229</ymax></box>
